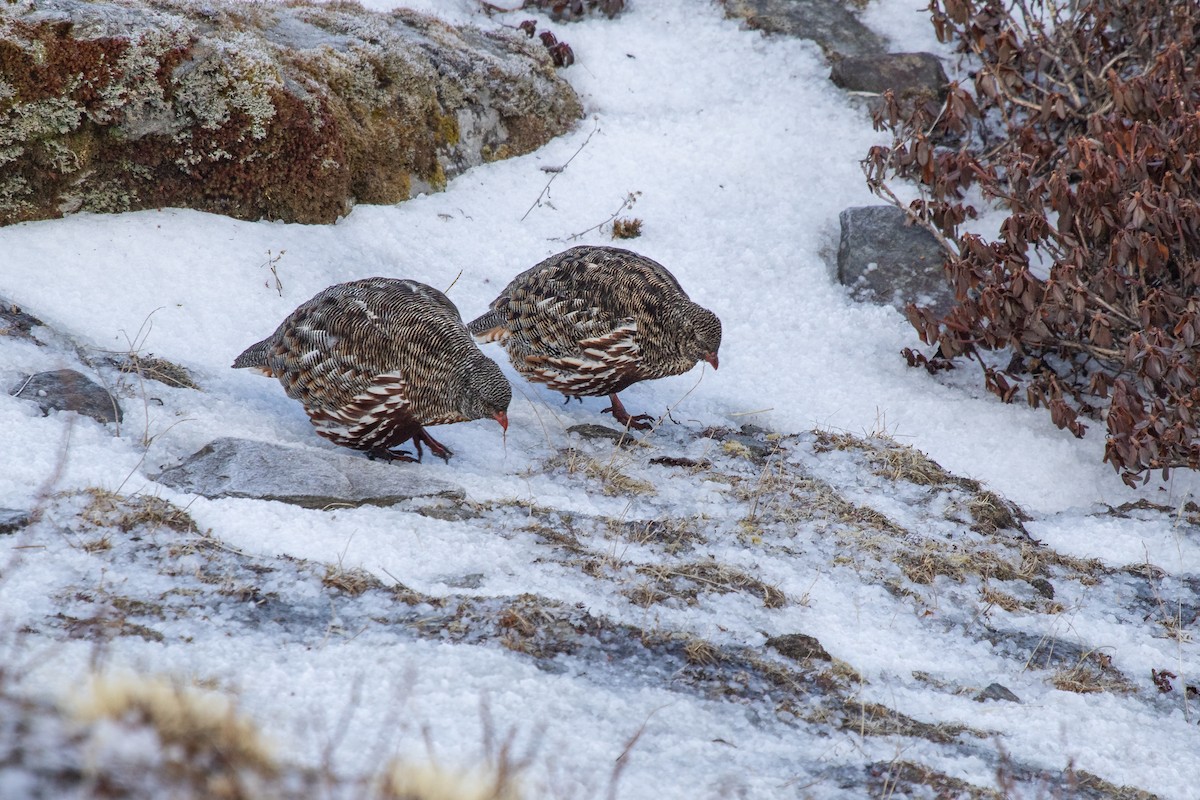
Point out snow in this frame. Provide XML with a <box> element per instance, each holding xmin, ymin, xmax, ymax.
<box><xmin>2</xmin><ymin>1</ymin><xmax>1198</xmax><ymax>798</ymax></box>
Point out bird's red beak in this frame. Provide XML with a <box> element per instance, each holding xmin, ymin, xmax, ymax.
<box><xmin>493</xmin><ymin>411</ymin><xmax>509</xmax><ymax>431</ymax></box>
<box><xmin>704</xmin><ymin>352</ymin><xmax>719</xmax><ymax>370</ymax></box>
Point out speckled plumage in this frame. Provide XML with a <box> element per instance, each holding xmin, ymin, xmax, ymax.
<box><xmin>468</xmin><ymin>246</ymin><xmax>721</xmax><ymax>429</ymax></box>
<box><xmin>233</xmin><ymin>278</ymin><xmax>511</xmax><ymax>462</ymax></box>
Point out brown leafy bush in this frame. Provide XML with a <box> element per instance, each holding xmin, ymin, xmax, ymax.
<box><xmin>863</xmin><ymin>0</ymin><xmax>1200</xmax><ymax>485</ymax></box>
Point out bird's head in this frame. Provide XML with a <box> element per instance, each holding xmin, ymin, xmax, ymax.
<box><xmin>460</xmin><ymin>353</ymin><xmax>512</xmax><ymax>429</ymax></box>
<box><xmin>687</xmin><ymin>303</ymin><xmax>722</xmax><ymax>370</ymax></box>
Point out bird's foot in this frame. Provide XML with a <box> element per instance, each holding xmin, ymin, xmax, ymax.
<box><xmin>364</xmin><ymin>428</ymin><xmax>452</xmax><ymax>464</ymax></box>
<box><xmin>413</xmin><ymin>428</ymin><xmax>453</xmax><ymax>463</ymax></box>
<box><xmin>603</xmin><ymin>393</ymin><xmax>654</xmax><ymax>431</ymax></box>
<box><xmin>367</xmin><ymin>448</ymin><xmax>418</xmax><ymax>463</ymax></box>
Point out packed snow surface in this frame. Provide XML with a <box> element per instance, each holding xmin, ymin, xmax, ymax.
<box><xmin>1</xmin><ymin>1</ymin><xmax>1197</xmax><ymax>798</ymax></box>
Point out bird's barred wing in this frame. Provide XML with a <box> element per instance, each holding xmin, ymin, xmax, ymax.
<box><xmin>523</xmin><ymin>319</ymin><xmax>642</xmax><ymax>396</ymax></box>
<box><xmin>306</xmin><ymin>370</ymin><xmax>464</xmax><ymax>452</ymax></box>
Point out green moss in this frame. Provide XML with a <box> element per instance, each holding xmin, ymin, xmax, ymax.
<box><xmin>0</xmin><ymin>0</ymin><xmax>582</xmax><ymax>226</ymax></box>
<box><xmin>435</xmin><ymin>111</ymin><xmax>459</xmax><ymax>146</ymax></box>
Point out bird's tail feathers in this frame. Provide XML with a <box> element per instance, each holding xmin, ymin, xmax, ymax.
<box><xmin>232</xmin><ymin>338</ymin><xmax>272</xmax><ymax>370</ymax></box>
<box><xmin>466</xmin><ymin>309</ymin><xmax>509</xmax><ymax>343</ymax></box>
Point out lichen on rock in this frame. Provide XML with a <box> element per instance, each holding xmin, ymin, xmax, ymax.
<box><xmin>0</xmin><ymin>0</ymin><xmax>583</xmax><ymax>226</ymax></box>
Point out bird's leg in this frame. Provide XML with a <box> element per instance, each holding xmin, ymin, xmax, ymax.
<box><xmin>602</xmin><ymin>393</ymin><xmax>654</xmax><ymax>430</ymax></box>
<box><xmin>411</xmin><ymin>427</ymin><xmax>453</xmax><ymax>463</ymax></box>
<box><xmin>562</xmin><ymin>394</ymin><xmax>583</xmax><ymax>405</ymax></box>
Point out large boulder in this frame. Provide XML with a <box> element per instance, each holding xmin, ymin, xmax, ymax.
<box><xmin>0</xmin><ymin>0</ymin><xmax>583</xmax><ymax>226</ymax></box>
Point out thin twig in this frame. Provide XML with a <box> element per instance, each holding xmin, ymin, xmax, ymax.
<box><xmin>556</xmin><ymin>191</ymin><xmax>641</xmax><ymax>242</ymax></box>
<box><xmin>520</xmin><ymin>118</ymin><xmax>600</xmax><ymax>222</ymax></box>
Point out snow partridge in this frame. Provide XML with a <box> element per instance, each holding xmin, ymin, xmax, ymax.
<box><xmin>468</xmin><ymin>246</ymin><xmax>721</xmax><ymax>429</ymax></box>
<box><xmin>233</xmin><ymin>278</ymin><xmax>510</xmax><ymax>462</ymax></box>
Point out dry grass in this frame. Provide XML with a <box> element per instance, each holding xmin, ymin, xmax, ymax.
<box><xmin>610</xmin><ymin>217</ymin><xmax>643</xmax><ymax>239</ymax></box>
<box><xmin>634</xmin><ymin>560</ymin><xmax>786</xmax><ymax>608</ymax></box>
<box><xmin>967</xmin><ymin>490</ymin><xmax>1025</xmax><ymax>534</ymax></box>
<box><xmin>322</xmin><ymin>564</ymin><xmax>384</xmax><ymax>596</ymax></box>
<box><xmin>812</xmin><ymin>432</ymin><xmax>1035</xmax><ymax>534</ymax></box>
<box><xmin>894</xmin><ymin>542</ymin><xmax>1029</xmax><ymax>586</ymax></box>
<box><xmin>539</xmin><ymin>449</ymin><xmax>655</xmax><ymax>497</ymax></box>
<box><xmin>683</xmin><ymin>636</ymin><xmax>721</xmax><ymax>666</ymax></box>
<box><xmin>378</xmin><ymin>762</ymin><xmax>523</xmax><ymax>800</ymax></box>
<box><xmin>870</xmin><ymin>759</ymin><xmax>1002</xmax><ymax>800</ymax></box>
<box><xmin>78</xmin><ymin>488</ymin><xmax>198</xmax><ymax>535</ymax></box>
<box><xmin>1050</xmin><ymin>653</ymin><xmax>1135</xmax><ymax>695</ymax></box>
<box><xmin>110</xmin><ymin>352</ymin><xmax>200</xmax><ymax>390</ymax></box>
<box><xmin>979</xmin><ymin>586</ymin><xmax>1022</xmax><ymax>613</ymax></box>
<box><xmin>71</xmin><ymin>673</ymin><xmax>277</xmax><ymax>798</ymax></box>
<box><xmin>609</xmin><ymin>516</ymin><xmax>704</xmax><ymax>553</ymax></box>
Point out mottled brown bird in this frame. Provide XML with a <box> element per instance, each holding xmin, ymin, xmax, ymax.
<box><xmin>233</xmin><ymin>278</ymin><xmax>510</xmax><ymax>462</ymax></box>
<box><xmin>468</xmin><ymin>246</ymin><xmax>721</xmax><ymax>429</ymax></box>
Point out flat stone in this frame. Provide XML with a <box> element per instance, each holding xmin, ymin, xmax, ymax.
<box><xmin>830</xmin><ymin>52</ymin><xmax>948</xmax><ymax>100</ymax></box>
<box><xmin>837</xmin><ymin>205</ymin><xmax>953</xmax><ymax>317</ymax></box>
<box><xmin>11</xmin><ymin>369</ymin><xmax>122</xmax><ymax>425</ymax></box>
<box><xmin>723</xmin><ymin>0</ymin><xmax>887</xmax><ymax>57</ymax></box>
<box><xmin>0</xmin><ymin>296</ymin><xmax>45</xmax><ymax>342</ymax></box>
<box><xmin>1029</xmin><ymin>577</ymin><xmax>1055</xmax><ymax>599</ymax></box>
<box><xmin>568</xmin><ymin>424</ymin><xmax>641</xmax><ymax>446</ymax></box>
<box><xmin>766</xmin><ymin>632</ymin><xmax>831</xmax><ymax>662</ymax></box>
<box><xmin>974</xmin><ymin>682</ymin><xmax>1022</xmax><ymax>703</ymax></box>
<box><xmin>0</xmin><ymin>509</ymin><xmax>31</xmax><ymax>534</ymax></box>
<box><xmin>153</xmin><ymin>437</ymin><xmax>465</xmax><ymax>509</ymax></box>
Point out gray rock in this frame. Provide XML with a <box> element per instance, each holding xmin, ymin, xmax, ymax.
<box><xmin>0</xmin><ymin>297</ymin><xmax>46</xmax><ymax>343</ymax></box>
<box><xmin>153</xmin><ymin>437</ymin><xmax>465</xmax><ymax>509</ymax></box>
<box><xmin>1029</xmin><ymin>577</ymin><xmax>1055</xmax><ymax>599</ymax></box>
<box><xmin>566</xmin><ymin>424</ymin><xmax>643</xmax><ymax>443</ymax></box>
<box><xmin>11</xmin><ymin>369</ymin><xmax>122</xmax><ymax>425</ymax></box>
<box><xmin>830</xmin><ymin>51</ymin><xmax>948</xmax><ymax>100</ymax></box>
<box><xmin>0</xmin><ymin>509</ymin><xmax>31</xmax><ymax>534</ymax></box>
<box><xmin>1</xmin><ymin>0</ymin><xmax>582</xmax><ymax>226</ymax></box>
<box><xmin>974</xmin><ymin>682</ymin><xmax>1022</xmax><ymax>703</ymax></box>
<box><xmin>767</xmin><ymin>632</ymin><xmax>831</xmax><ymax>662</ymax></box>
<box><xmin>837</xmin><ymin>205</ymin><xmax>954</xmax><ymax>317</ymax></box>
<box><xmin>723</xmin><ymin>0</ymin><xmax>887</xmax><ymax>57</ymax></box>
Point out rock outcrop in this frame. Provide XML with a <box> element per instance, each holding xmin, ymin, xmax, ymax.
<box><xmin>0</xmin><ymin>0</ymin><xmax>583</xmax><ymax>226</ymax></box>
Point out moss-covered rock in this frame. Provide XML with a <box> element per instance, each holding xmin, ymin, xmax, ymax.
<box><xmin>0</xmin><ymin>0</ymin><xmax>583</xmax><ymax>225</ymax></box>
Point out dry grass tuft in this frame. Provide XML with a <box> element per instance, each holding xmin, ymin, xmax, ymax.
<box><xmin>540</xmin><ymin>450</ymin><xmax>655</xmax><ymax>497</ymax></box>
<box><xmin>635</xmin><ymin>561</ymin><xmax>786</xmax><ymax>608</ymax></box>
<box><xmin>322</xmin><ymin>564</ymin><xmax>383</xmax><ymax>596</ymax></box>
<box><xmin>610</xmin><ymin>217</ymin><xmax>643</xmax><ymax>239</ymax></box>
<box><xmin>1051</xmin><ymin>654</ymin><xmax>1135</xmax><ymax>696</ymax></box>
<box><xmin>79</xmin><ymin>489</ymin><xmax>198</xmax><ymax>534</ymax></box>
<box><xmin>71</xmin><ymin>673</ymin><xmax>277</xmax><ymax>797</ymax></box>
<box><xmin>871</xmin><ymin>442</ymin><xmax>958</xmax><ymax>487</ymax></box>
<box><xmin>378</xmin><ymin>762</ymin><xmax>523</xmax><ymax>800</ymax></box>
<box><xmin>968</xmin><ymin>490</ymin><xmax>1025</xmax><ymax>534</ymax></box>
<box><xmin>869</xmin><ymin>759</ymin><xmax>1002</xmax><ymax>800</ymax></box>
<box><xmin>683</xmin><ymin>636</ymin><xmax>722</xmax><ymax>666</ymax></box>
<box><xmin>111</xmin><ymin>353</ymin><xmax>201</xmax><ymax>390</ymax></box>
<box><xmin>979</xmin><ymin>586</ymin><xmax>1022</xmax><ymax>613</ymax></box>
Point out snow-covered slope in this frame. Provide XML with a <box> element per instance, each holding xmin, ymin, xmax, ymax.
<box><xmin>1</xmin><ymin>1</ymin><xmax>1197</xmax><ymax>797</ymax></box>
